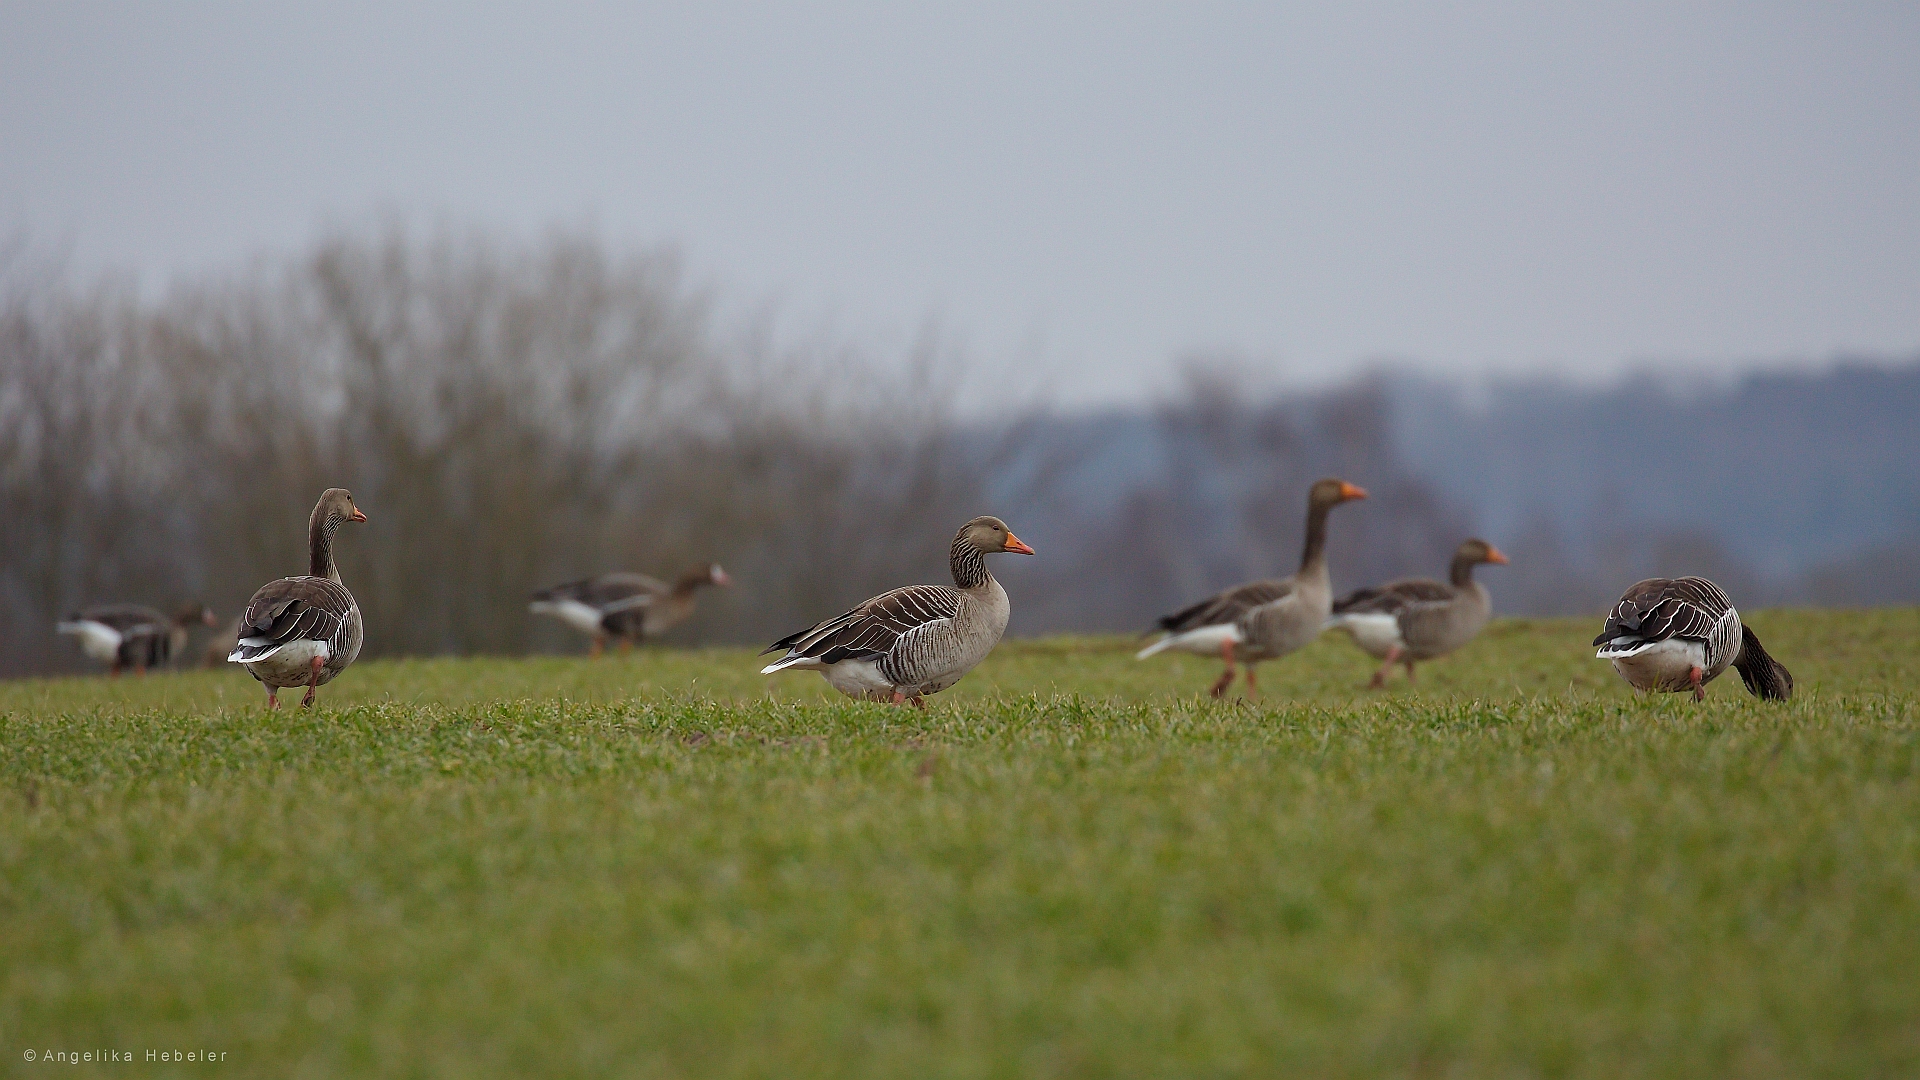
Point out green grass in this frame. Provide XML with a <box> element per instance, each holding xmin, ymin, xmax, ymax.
<box><xmin>2</xmin><ymin>610</ymin><xmax>1917</xmax><ymax>1078</ymax></box>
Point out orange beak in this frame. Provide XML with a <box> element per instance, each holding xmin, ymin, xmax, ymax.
<box><xmin>1340</xmin><ymin>482</ymin><xmax>1369</xmax><ymax>501</ymax></box>
<box><xmin>1486</xmin><ymin>545</ymin><xmax>1509</xmax><ymax>565</ymax></box>
<box><xmin>1004</xmin><ymin>532</ymin><xmax>1036</xmax><ymax>555</ymax></box>
<box><xmin>349</xmin><ymin>508</ymin><xmax>368</xmax><ymax>523</ymax></box>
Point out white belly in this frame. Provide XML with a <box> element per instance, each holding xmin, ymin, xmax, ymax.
<box><xmin>530</xmin><ymin>599</ymin><xmax>607</xmax><ymax>637</ymax></box>
<box><xmin>1603</xmin><ymin>638</ymin><xmax>1708</xmax><ymax>693</ymax></box>
<box><xmin>819</xmin><ymin>659</ymin><xmax>897</xmax><ymax>701</ymax></box>
<box><xmin>235</xmin><ymin>638</ymin><xmax>333</xmax><ymax>687</ymax></box>
<box><xmin>1329</xmin><ymin>613</ymin><xmax>1403</xmax><ymax>658</ymax></box>
<box><xmin>1136</xmin><ymin>623</ymin><xmax>1244</xmax><ymax>659</ymax></box>
<box><xmin>60</xmin><ymin>620</ymin><xmax>124</xmax><ymax>661</ymax></box>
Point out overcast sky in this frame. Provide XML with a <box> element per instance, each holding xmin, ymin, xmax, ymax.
<box><xmin>3</xmin><ymin>1</ymin><xmax>1916</xmax><ymax>407</ymax></box>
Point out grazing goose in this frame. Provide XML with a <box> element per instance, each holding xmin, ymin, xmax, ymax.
<box><xmin>1592</xmin><ymin>577</ymin><xmax>1792</xmax><ymax>701</ymax></box>
<box><xmin>760</xmin><ymin>516</ymin><xmax>1034</xmax><ymax>707</ymax></box>
<box><xmin>228</xmin><ymin>489</ymin><xmax>367</xmax><ymax>708</ymax></box>
<box><xmin>529</xmin><ymin>563</ymin><xmax>732</xmax><ymax>656</ymax></box>
<box><xmin>1138</xmin><ymin>478</ymin><xmax>1368</xmax><ymax>697</ymax></box>
<box><xmin>58</xmin><ymin>602</ymin><xmax>218</xmax><ymax>675</ymax></box>
<box><xmin>1328</xmin><ymin>538</ymin><xmax>1508</xmax><ymax>687</ymax></box>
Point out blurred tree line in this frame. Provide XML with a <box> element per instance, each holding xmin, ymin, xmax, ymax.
<box><xmin>14</xmin><ymin>227</ymin><xmax>1898</xmax><ymax>677</ymax></box>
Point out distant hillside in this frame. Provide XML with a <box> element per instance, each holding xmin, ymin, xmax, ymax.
<box><xmin>1386</xmin><ymin>361</ymin><xmax>1920</xmax><ymax>575</ymax></box>
<box><xmin>988</xmin><ymin>359</ymin><xmax>1920</xmax><ymax>624</ymax></box>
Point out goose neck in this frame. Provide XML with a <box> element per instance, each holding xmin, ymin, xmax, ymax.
<box><xmin>1299</xmin><ymin>501</ymin><xmax>1334</xmax><ymax>574</ymax></box>
<box><xmin>950</xmin><ymin>536</ymin><xmax>990</xmax><ymax>590</ymax></box>
<box><xmin>309</xmin><ymin>511</ymin><xmax>342</xmax><ymax>583</ymax></box>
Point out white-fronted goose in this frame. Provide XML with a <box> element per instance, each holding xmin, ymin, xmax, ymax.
<box><xmin>529</xmin><ymin>563</ymin><xmax>732</xmax><ymax>656</ymax></box>
<box><xmin>1137</xmin><ymin>478</ymin><xmax>1368</xmax><ymax>697</ymax></box>
<box><xmin>228</xmin><ymin>489</ymin><xmax>368</xmax><ymax>708</ymax></box>
<box><xmin>1328</xmin><ymin>538</ymin><xmax>1508</xmax><ymax>687</ymax></box>
<box><xmin>58</xmin><ymin>602</ymin><xmax>218</xmax><ymax>675</ymax></box>
<box><xmin>1592</xmin><ymin>577</ymin><xmax>1792</xmax><ymax>701</ymax></box>
<box><xmin>760</xmin><ymin>516</ymin><xmax>1035</xmax><ymax>707</ymax></box>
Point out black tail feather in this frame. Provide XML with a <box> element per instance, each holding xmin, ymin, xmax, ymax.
<box><xmin>1733</xmin><ymin>623</ymin><xmax>1793</xmax><ymax>701</ymax></box>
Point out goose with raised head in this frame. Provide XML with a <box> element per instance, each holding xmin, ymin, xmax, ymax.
<box><xmin>58</xmin><ymin>602</ymin><xmax>219</xmax><ymax>674</ymax></box>
<box><xmin>1592</xmin><ymin>577</ymin><xmax>1792</xmax><ymax>701</ymax></box>
<box><xmin>760</xmin><ymin>517</ymin><xmax>1034</xmax><ymax>707</ymax></box>
<box><xmin>228</xmin><ymin>489</ymin><xmax>368</xmax><ymax>708</ymax></box>
<box><xmin>1138</xmin><ymin>478</ymin><xmax>1368</xmax><ymax>697</ymax></box>
<box><xmin>529</xmin><ymin>563</ymin><xmax>731</xmax><ymax>656</ymax></box>
<box><xmin>1328</xmin><ymin>538</ymin><xmax>1508</xmax><ymax>687</ymax></box>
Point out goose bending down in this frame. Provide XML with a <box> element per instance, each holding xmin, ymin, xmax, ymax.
<box><xmin>529</xmin><ymin>564</ymin><xmax>731</xmax><ymax>656</ymax></box>
<box><xmin>1138</xmin><ymin>478</ymin><xmax>1368</xmax><ymax>697</ymax></box>
<box><xmin>1592</xmin><ymin>577</ymin><xmax>1792</xmax><ymax>701</ymax></box>
<box><xmin>229</xmin><ymin>489</ymin><xmax>367</xmax><ymax>708</ymax></box>
<box><xmin>58</xmin><ymin>602</ymin><xmax>219</xmax><ymax>674</ymax></box>
<box><xmin>1328</xmin><ymin>538</ymin><xmax>1508</xmax><ymax>687</ymax></box>
<box><xmin>760</xmin><ymin>517</ymin><xmax>1034</xmax><ymax>707</ymax></box>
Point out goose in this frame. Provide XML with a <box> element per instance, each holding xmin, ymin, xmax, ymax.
<box><xmin>228</xmin><ymin>488</ymin><xmax>367</xmax><ymax>708</ymax></box>
<box><xmin>529</xmin><ymin>563</ymin><xmax>732</xmax><ymax>656</ymax></box>
<box><xmin>57</xmin><ymin>602</ymin><xmax>219</xmax><ymax>674</ymax></box>
<box><xmin>760</xmin><ymin>516</ymin><xmax>1034</xmax><ymax>707</ymax></box>
<box><xmin>1138</xmin><ymin>478</ymin><xmax>1368</xmax><ymax>697</ymax></box>
<box><xmin>1592</xmin><ymin>577</ymin><xmax>1792</xmax><ymax>701</ymax></box>
<box><xmin>1328</xmin><ymin>538</ymin><xmax>1508</xmax><ymax>687</ymax></box>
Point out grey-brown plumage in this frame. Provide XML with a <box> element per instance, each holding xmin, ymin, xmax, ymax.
<box><xmin>760</xmin><ymin>516</ymin><xmax>1035</xmax><ymax>706</ymax></box>
<box><xmin>1137</xmin><ymin>478</ymin><xmax>1368</xmax><ymax>697</ymax></box>
<box><xmin>1329</xmin><ymin>538</ymin><xmax>1508</xmax><ymax>687</ymax></box>
<box><xmin>229</xmin><ymin>488</ymin><xmax>367</xmax><ymax>708</ymax></box>
<box><xmin>1592</xmin><ymin>577</ymin><xmax>1792</xmax><ymax>701</ymax></box>
<box><xmin>58</xmin><ymin>602</ymin><xmax>219</xmax><ymax>674</ymax></box>
<box><xmin>529</xmin><ymin>564</ymin><xmax>731</xmax><ymax>655</ymax></box>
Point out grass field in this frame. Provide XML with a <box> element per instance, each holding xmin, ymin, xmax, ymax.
<box><xmin>2</xmin><ymin>610</ymin><xmax>1917</xmax><ymax>1078</ymax></box>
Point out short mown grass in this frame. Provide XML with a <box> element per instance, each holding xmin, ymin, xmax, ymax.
<box><xmin>2</xmin><ymin>610</ymin><xmax>1917</xmax><ymax>1077</ymax></box>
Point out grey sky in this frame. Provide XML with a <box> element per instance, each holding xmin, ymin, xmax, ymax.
<box><xmin>3</xmin><ymin>1</ymin><xmax>1916</xmax><ymax>407</ymax></box>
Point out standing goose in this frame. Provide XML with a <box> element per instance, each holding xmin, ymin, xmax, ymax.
<box><xmin>529</xmin><ymin>563</ymin><xmax>732</xmax><ymax>656</ymax></box>
<box><xmin>228</xmin><ymin>488</ymin><xmax>368</xmax><ymax>708</ymax></box>
<box><xmin>58</xmin><ymin>602</ymin><xmax>219</xmax><ymax>674</ymax></box>
<box><xmin>760</xmin><ymin>517</ymin><xmax>1034</xmax><ymax>707</ymax></box>
<box><xmin>1138</xmin><ymin>478</ymin><xmax>1368</xmax><ymax>697</ymax></box>
<box><xmin>1328</xmin><ymin>538</ymin><xmax>1509</xmax><ymax>687</ymax></box>
<box><xmin>1592</xmin><ymin>577</ymin><xmax>1792</xmax><ymax>701</ymax></box>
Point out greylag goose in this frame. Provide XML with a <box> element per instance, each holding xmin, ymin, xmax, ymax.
<box><xmin>760</xmin><ymin>516</ymin><xmax>1034</xmax><ymax>706</ymax></box>
<box><xmin>1592</xmin><ymin>577</ymin><xmax>1792</xmax><ymax>701</ymax></box>
<box><xmin>1137</xmin><ymin>478</ymin><xmax>1367</xmax><ymax>697</ymax></box>
<box><xmin>57</xmin><ymin>602</ymin><xmax>219</xmax><ymax>675</ymax></box>
<box><xmin>1328</xmin><ymin>538</ymin><xmax>1508</xmax><ymax>687</ymax></box>
<box><xmin>529</xmin><ymin>563</ymin><xmax>732</xmax><ymax>656</ymax></box>
<box><xmin>228</xmin><ymin>488</ymin><xmax>367</xmax><ymax>708</ymax></box>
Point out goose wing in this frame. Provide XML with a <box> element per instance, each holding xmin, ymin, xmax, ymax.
<box><xmin>1592</xmin><ymin>577</ymin><xmax>1732</xmax><ymax>647</ymax></box>
<box><xmin>1332</xmin><ymin>578</ymin><xmax>1455</xmax><ymax>617</ymax></box>
<box><xmin>1155</xmin><ymin>578</ymin><xmax>1295</xmax><ymax>633</ymax></box>
<box><xmin>764</xmin><ymin>584</ymin><xmax>962</xmax><ymax>665</ymax></box>
<box><xmin>74</xmin><ymin>604</ymin><xmax>168</xmax><ymax>638</ymax></box>
<box><xmin>531</xmin><ymin>572</ymin><xmax>665</xmax><ymax>612</ymax></box>
<box><xmin>232</xmin><ymin>577</ymin><xmax>355</xmax><ymax>659</ymax></box>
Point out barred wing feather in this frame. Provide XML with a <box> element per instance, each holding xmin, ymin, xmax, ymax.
<box><xmin>764</xmin><ymin>584</ymin><xmax>962</xmax><ymax>664</ymax></box>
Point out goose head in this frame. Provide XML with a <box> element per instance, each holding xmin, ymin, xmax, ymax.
<box><xmin>313</xmin><ymin>488</ymin><xmax>368</xmax><ymax>527</ymax></box>
<box><xmin>961</xmin><ymin>516</ymin><xmax>1035</xmax><ymax>555</ymax></box>
<box><xmin>705</xmin><ymin>563</ymin><xmax>733</xmax><ymax>588</ymax></box>
<box><xmin>1455</xmin><ymin>538</ymin><xmax>1509</xmax><ymax>566</ymax></box>
<box><xmin>174</xmin><ymin>602</ymin><xmax>220</xmax><ymax>628</ymax></box>
<box><xmin>1308</xmin><ymin>478</ymin><xmax>1369</xmax><ymax>511</ymax></box>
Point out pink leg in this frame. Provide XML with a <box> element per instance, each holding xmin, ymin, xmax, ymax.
<box><xmin>1243</xmin><ymin>665</ymin><xmax>1258</xmax><ymax>695</ymax></box>
<box><xmin>266</xmin><ymin>687</ymin><xmax>279</xmax><ymax>709</ymax></box>
<box><xmin>301</xmin><ymin>655</ymin><xmax>323</xmax><ymax>708</ymax></box>
<box><xmin>1210</xmin><ymin>641</ymin><xmax>1237</xmax><ymax>698</ymax></box>
<box><xmin>1403</xmin><ymin>657</ymin><xmax>1417</xmax><ymax>683</ymax></box>
<box><xmin>1689</xmin><ymin>665</ymin><xmax>1705</xmax><ymax>702</ymax></box>
<box><xmin>1370</xmin><ymin>646</ymin><xmax>1402</xmax><ymax>689</ymax></box>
